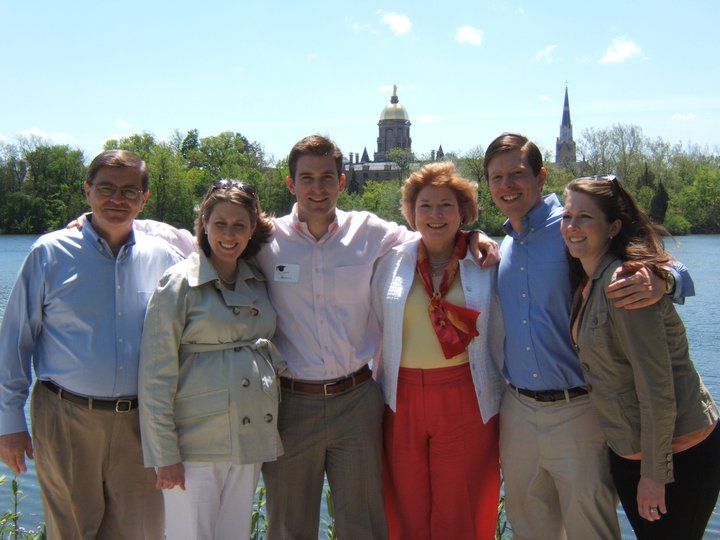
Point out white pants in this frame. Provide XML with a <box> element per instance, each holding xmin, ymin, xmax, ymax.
<box><xmin>162</xmin><ymin>461</ymin><xmax>261</xmax><ymax>540</ymax></box>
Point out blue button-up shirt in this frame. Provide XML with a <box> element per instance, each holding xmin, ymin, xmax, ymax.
<box><xmin>498</xmin><ymin>194</ymin><xmax>693</xmax><ymax>391</ymax></box>
<box><xmin>0</xmin><ymin>220</ymin><xmax>181</xmax><ymax>435</ymax></box>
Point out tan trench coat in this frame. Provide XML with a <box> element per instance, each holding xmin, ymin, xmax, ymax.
<box><xmin>139</xmin><ymin>251</ymin><xmax>286</xmax><ymax>467</ymax></box>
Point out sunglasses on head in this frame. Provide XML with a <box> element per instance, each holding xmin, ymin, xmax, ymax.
<box><xmin>212</xmin><ymin>179</ymin><xmax>257</xmax><ymax>198</ymax></box>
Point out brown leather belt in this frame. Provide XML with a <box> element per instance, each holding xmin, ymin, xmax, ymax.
<box><xmin>509</xmin><ymin>383</ymin><xmax>588</xmax><ymax>403</ymax></box>
<box><xmin>41</xmin><ymin>380</ymin><xmax>138</xmax><ymax>412</ymax></box>
<box><xmin>280</xmin><ymin>364</ymin><xmax>372</xmax><ymax>396</ymax></box>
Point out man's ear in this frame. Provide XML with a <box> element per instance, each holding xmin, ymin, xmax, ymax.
<box><xmin>339</xmin><ymin>173</ymin><xmax>346</xmax><ymax>193</ymax></box>
<box><xmin>285</xmin><ymin>176</ymin><xmax>296</xmax><ymax>195</ymax></box>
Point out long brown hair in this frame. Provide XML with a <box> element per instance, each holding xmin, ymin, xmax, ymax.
<box><xmin>564</xmin><ymin>176</ymin><xmax>673</xmax><ymax>292</ymax></box>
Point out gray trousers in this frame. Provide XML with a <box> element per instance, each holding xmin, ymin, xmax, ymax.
<box><xmin>31</xmin><ymin>382</ymin><xmax>163</xmax><ymax>540</ymax></box>
<box><xmin>262</xmin><ymin>378</ymin><xmax>388</xmax><ymax>540</ymax></box>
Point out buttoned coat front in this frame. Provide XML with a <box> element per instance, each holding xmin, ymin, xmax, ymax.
<box><xmin>371</xmin><ymin>238</ymin><xmax>505</xmax><ymax>423</ymax></box>
<box><xmin>139</xmin><ymin>251</ymin><xmax>286</xmax><ymax>467</ymax></box>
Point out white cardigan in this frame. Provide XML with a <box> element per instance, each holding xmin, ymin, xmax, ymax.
<box><xmin>371</xmin><ymin>238</ymin><xmax>505</xmax><ymax>423</ymax></box>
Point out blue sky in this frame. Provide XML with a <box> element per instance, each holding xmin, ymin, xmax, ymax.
<box><xmin>2</xmin><ymin>0</ymin><xmax>718</xmax><ymax>163</ymax></box>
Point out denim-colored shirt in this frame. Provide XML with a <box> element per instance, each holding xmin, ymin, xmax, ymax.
<box><xmin>0</xmin><ymin>220</ymin><xmax>181</xmax><ymax>435</ymax></box>
<box><xmin>498</xmin><ymin>194</ymin><xmax>693</xmax><ymax>391</ymax></box>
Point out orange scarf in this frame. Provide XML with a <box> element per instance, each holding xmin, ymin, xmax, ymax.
<box><xmin>416</xmin><ymin>233</ymin><xmax>480</xmax><ymax>359</ymax></box>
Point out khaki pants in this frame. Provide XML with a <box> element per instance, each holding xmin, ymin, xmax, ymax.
<box><xmin>262</xmin><ymin>378</ymin><xmax>387</xmax><ymax>540</ymax></box>
<box><xmin>31</xmin><ymin>382</ymin><xmax>163</xmax><ymax>540</ymax></box>
<box><xmin>499</xmin><ymin>389</ymin><xmax>620</xmax><ymax>540</ymax></box>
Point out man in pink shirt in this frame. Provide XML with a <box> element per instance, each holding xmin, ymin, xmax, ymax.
<box><xmin>257</xmin><ymin>135</ymin><xmax>411</xmax><ymax>539</ymax></box>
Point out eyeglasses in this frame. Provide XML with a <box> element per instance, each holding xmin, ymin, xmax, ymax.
<box><xmin>93</xmin><ymin>184</ymin><xmax>144</xmax><ymax>200</ymax></box>
<box><xmin>212</xmin><ymin>179</ymin><xmax>257</xmax><ymax>198</ymax></box>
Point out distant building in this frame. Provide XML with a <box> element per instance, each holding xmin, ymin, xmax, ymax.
<box><xmin>555</xmin><ymin>86</ymin><xmax>577</xmax><ymax>167</ymax></box>
<box><xmin>344</xmin><ymin>86</ymin><xmax>444</xmax><ymax>192</ymax></box>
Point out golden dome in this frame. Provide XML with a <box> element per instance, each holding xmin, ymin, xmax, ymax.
<box><xmin>379</xmin><ymin>85</ymin><xmax>409</xmax><ymax>122</ymax></box>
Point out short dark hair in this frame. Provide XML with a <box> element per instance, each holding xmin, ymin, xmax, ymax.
<box><xmin>288</xmin><ymin>135</ymin><xmax>343</xmax><ymax>182</ymax></box>
<box><xmin>483</xmin><ymin>133</ymin><xmax>543</xmax><ymax>181</ymax></box>
<box><xmin>86</xmin><ymin>150</ymin><xmax>149</xmax><ymax>192</ymax></box>
<box><xmin>401</xmin><ymin>162</ymin><xmax>479</xmax><ymax>230</ymax></box>
<box><xmin>195</xmin><ymin>181</ymin><xmax>273</xmax><ymax>259</ymax></box>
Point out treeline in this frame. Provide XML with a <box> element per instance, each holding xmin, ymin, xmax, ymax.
<box><xmin>0</xmin><ymin>125</ymin><xmax>718</xmax><ymax>235</ymax></box>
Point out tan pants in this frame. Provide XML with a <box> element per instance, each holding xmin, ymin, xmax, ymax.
<box><xmin>31</xmin><ymin>382</ymin><xmax>163</xmax><ymax>540</ymax></box>
<box><xmin>499</xmin><ymin>389</ymin><xmax>620</xmax><ymax>540</ymax></box>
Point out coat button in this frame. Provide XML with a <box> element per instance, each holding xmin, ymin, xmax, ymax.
<box><xmin>233</xmin><ymin>307</ymin><xmax>242</xmax><ymax>315</ymax></box>
<box><xmin>264</xmin><ymin>413</ymin><xmax>273</xmax><ymax>423</ymax></box>
<box><xmin>250</xmin><ymin>307</ymin><xmax>259</xmax><ymax>316</ymax></box>
<box><xmin>242</xmin><ymin>417</ymin><xmax>251</xmax><ymax>425</ymax></box>
<box><xmin>242</xmin><ymin>378</ymin><xmax>250</xmax><ymax>387</ymax></box>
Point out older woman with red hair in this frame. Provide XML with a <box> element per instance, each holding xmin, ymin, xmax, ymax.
<box><xmin>372</xmin><ymin>162</ymin><xmax>504</xmax><ymax>539</ymax></box>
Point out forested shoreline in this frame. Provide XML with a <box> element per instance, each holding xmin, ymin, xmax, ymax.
<box><xmin>0</xmin><ymin>125</ymin><xmax>718</xmax><ymax>236</ymax></box>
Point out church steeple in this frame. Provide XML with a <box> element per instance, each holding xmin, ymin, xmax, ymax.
<box><xmin>555</xmin><ymin>85</ymin><xmax>577</xmax><ymax>167</ymax></box>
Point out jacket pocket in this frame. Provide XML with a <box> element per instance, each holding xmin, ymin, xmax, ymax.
<box><xmin>175</xmin><ymin>389</ymin><xmax>231</xmax><ymax>455</ymax></box>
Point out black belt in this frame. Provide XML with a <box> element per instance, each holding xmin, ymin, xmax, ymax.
<box><xmin>280</xmin><ymin>364</ymin><xmax>372</xmax><ymax>396</ymax></box>
<box><xmin>509</xmin><ymin>383</ymin><xmax>588</xmax><ymax>403</ymax></box>
<box><xmin>40</xmin><ymin>380</ymin><xmax>138</xmax><ymax>412</ymax></box>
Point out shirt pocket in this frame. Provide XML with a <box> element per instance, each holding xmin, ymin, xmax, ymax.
<box><xmin>334</xmin><ymin>264</ymin><xmax>372</xmax><ymax>304</ymax></box>
<box><xmin>175</xmin><ymin>388</ymin><xmax>231</xmax><ymax>456</ymax></box>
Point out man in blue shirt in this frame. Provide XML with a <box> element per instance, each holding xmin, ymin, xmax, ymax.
<box><xmin>484</xmin><ymin>133</ymin><xmax>692</xmax><ymax>540</ymax></box>
<box><xmin>0</xmin><ymin>150</ymin><xmax>181</xmax><ymax>539</ymax></box>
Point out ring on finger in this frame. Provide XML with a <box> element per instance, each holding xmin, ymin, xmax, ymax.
<box><xmin>649</xmin><ymin>506</ymin><xmax>659</xmax><ymax>514</ymax></box>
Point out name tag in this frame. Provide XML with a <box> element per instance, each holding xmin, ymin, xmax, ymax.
<box><xmin>274</xmin><ymin>263</ymin><xmax>300</xmax><ymax>283</ymax></box>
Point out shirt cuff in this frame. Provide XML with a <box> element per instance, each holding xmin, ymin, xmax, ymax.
<box><xmin>0</xmin><ymin>410</ymin><xmax>29</xmax><ymax>437</ymax></box>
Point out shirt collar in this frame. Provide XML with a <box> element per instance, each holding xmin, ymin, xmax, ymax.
<box><xmin>188</xmin><ymin>250</ymin><xmax>265</xmax><ymax>288</ymax></box>
<box><xmin>82</xmin><ymin>213</ymin><xmax>137</xmax><ymax>256</ymax></box>
<box><xmin>289</xmin><ymin>203</ymin><xmax>342</xmax><ymax>238</ymax></box>
<box><xmin>590</xmin><ymin>252</ymin><xmax>621</xmax><ymax>282</ymax></box>
<box><xmin>503</xmin><ymin>193</ymin><xmax>562</xmax><ymax>237</ymax></box>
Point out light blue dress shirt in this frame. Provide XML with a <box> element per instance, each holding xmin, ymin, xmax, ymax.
<box><xmin>498</xmin><ymin>194</ymin><xmax>694</xmax><ymax>392</ymax></box>
<box><xmin>0</xmin><ymin>219</ymin><xmax>181</xmax><ymax>435</ymax></box>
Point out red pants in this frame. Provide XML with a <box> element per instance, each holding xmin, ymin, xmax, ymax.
<box><xmin>383</xmin><ymin>363</ymin><xmax>500</xmax><ymax>540</ymax></box>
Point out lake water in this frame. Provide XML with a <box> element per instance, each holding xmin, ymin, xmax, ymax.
<box><xmin>0</xmin><ymin>234</ymin><xmax>718</xmax><ymax>538</ymax></box>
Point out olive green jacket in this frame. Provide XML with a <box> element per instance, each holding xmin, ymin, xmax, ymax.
<box><xmin>573</xmin><ymin>254</ymin><xmax>717</xmax><ymax>484</ymax></box>
<box><xmin>139</xmin><ymin>252</ymin><xmax>286</xmax><ymax>467</ymax></box>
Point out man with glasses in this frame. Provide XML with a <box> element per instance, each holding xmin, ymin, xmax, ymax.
<box><xmin>483</xmin><ymin>133</ymin><xmax>693</xmax><ymax>540</ymax></box>
<box><xmin>0</xmin><ymin>150</ymin><xmax>181</xmax><ymax>539</ymax></box>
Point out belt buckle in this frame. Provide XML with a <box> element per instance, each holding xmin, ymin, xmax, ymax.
<box><xmin>115</xmin><ymin>399</ymin><xmax>133</xmax><ymax>413</ymax></box>
<box><xmin>323</xmin><ymin>382</ymin><xmax>334</xmax><ymax>396</ymax></box>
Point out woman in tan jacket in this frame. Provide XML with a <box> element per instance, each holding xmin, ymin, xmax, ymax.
<box><xmin>560</xmin><ymin>174</ymin><xmax>719</xmax><ymax>540</ymax></box>
<box><xmin>139</xmin><ymin>180</ymin><xmax>285</xmax><ymax>539</ymax></box>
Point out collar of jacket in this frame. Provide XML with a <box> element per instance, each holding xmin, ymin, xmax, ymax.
<box><xmin>186</xmin><ymin>251</ymin><xmax>266</xmax><ymax>288</ymax></box>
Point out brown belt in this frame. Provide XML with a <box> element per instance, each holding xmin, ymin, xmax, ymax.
<box><xmin>41</xmin><ymin>380</ymin><xmax>138</xmax><ymax>412</ymax></box>
<box><xmin>280</xmin><ymin>364</ymin><xmax>372</xmax><ymax>396</ymax></box>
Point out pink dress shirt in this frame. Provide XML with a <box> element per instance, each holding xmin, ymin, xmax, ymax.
<box><xmin>254</xmin><ymin>205</ymin><xmax>413</xmax><ymax>381</ymax></box>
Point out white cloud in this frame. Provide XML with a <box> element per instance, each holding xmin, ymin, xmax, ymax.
<box><xmin>456</xmin><ymin>25</ymin><xmax>484</xmax><ymax>46</ymax></box>
<box><xmin>534</xmin><ymin>44</ymin><xmax>557</xmax><ymax>63</ymax></box>
<box><xmin>380</xmin><ymin>12</ymin><xmax>411</xmax><ymax>35</ymax></box>
<box><xmin>236</xmin><ymin>66</ymin><xmax>246</xmax><ymax>73</ymax></box>
<box><xmin>575</xmin><ymin>55</ymin><xmax>592</xmax><ymax>64</ymax></box>
<box><xmin>19</xmin><ymin>127</ymin><xmax>74</xmax><ymax>144</ymax></box>
<box><xmin>600</xmin><ymin>37</ymin><xmax>642</xmax><ymax>63</ymax></box>
<box><xmin>517</xmin><ymin>7</ymin><xmax>525</xmax><ymax>14</ymax></box>
<box><xmin>418</xmin><ymin>114</ymin><xmax>442</xmax><ymax>124</ymax></box>
<box><xmin>306</xmin><ymin>53</ymin><xmax>319</xmax><ymax>62</ymax></box>
<box><xmin>351</xmin><ymin>22</ymin><xmax>372</xmax><ymax>33</ymax></box>
<box><xmin>672</xmin><ymin>113</ymin><xmax>695</xmax><ymax>121</ymax></box>
<box><xmin>538</xmin><ymin>94</ymin><xmax>550</xmax><ymax>102</ymax></box>
<box><xmin>114</xmin><ymin>118</ymin><xmax>131</xmax><ymax>129</ymax></box>
<box><xmin>0</xmin><ymin>133</ymin><xmax>7</xmax><ymax>142</ymax></box>
<box><xmin>378</xmin><ymin>84</ymin><xmax>395</xmax><ymax>93</ymax></box>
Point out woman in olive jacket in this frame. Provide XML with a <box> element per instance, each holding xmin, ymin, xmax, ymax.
<box><xmin>139</xmin><ymin>180</ymin><xmax>285</xmax><ymax>539</ymax></box>
<box><xmin>561</xmin><ymin>175</ymin><xmax>719</xmax><ymax>540</ymax></box>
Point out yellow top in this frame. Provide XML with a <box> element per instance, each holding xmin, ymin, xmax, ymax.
<box><xmin>400</xmin><ymin>272</ymin><xmax>469</xmax><ymax>369</ymax></box>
